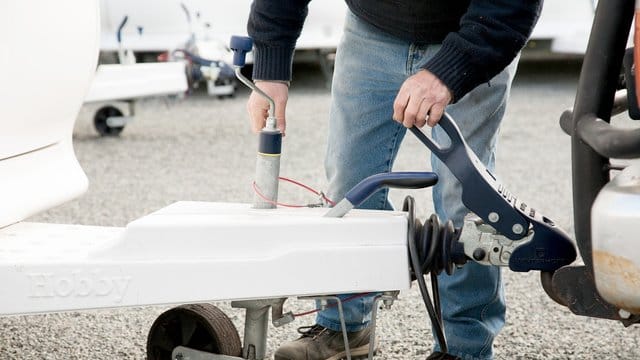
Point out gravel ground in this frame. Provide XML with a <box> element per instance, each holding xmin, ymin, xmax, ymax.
<box><xmin>1</xmin><ymin>61</ymin><xmax>639</xmax><ymax>359</ymax></box>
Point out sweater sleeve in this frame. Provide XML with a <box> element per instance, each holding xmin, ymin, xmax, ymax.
<box><xmin>422</xmin><ymin>0</ymin><xmax>543</xmax><ymax>102</ymax></box>
<box><xmin>247</xmin><ymin>0</ymin><xmax>312</xmax><ymax>81</ymax></box>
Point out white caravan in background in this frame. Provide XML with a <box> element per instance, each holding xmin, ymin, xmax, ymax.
<box><xmin>92</xmin><ymin>0</ymin><xmax>601</xmax><ymax>134</ymax></box>
<box><xmin>99</xmin><ymin>0</ymin><xmax>599</xmax><ymax>59</ymax></box>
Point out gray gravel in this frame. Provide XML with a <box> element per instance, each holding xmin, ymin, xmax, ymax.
<box><xmin>1</xmin><ymin>61</ymin><xmax>639</xmax><ymax>359</ymax></box>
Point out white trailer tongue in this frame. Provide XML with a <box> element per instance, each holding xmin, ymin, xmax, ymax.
<box><xmin>0</xmin><ymin>201</ymin><xmax>410</xmax><ymax>316</ymax></box>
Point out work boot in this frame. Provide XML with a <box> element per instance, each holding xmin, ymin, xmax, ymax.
<box><xmin>274</xmin><ymin>324</ymin><xmax>374</xmax><ymax>360</ymax></box>
<box><xmin>426</xmin><ymin>351</ymin><xmax>462</xmax><ymax>360</ymax></box>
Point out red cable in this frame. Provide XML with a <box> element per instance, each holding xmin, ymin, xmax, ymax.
<box><xmin>252</xmin><ymin>181</ymin><xmax>304</xmax><ymax>208</ymax></box>
<box><xmin>252</xmin><ymin>176</ymin><xmax>354</xmax><ymax>317</ymax></box>
<box><xmin>252</xmin><ymin>177</ymin><xmax>336</xmax><ymax>208</ymax></box>
<box><xmin>292</xmin><ymin>292</ymin><xmax>373</xmax><ymax>318</ymax></box>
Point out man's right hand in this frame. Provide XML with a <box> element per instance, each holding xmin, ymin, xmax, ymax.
<box><xmin>247</xmin><ymin>81</ymin><xmax>289</xmax><ymax>135</ymax></box>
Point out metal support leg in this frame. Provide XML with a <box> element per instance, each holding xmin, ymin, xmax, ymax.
<box><xmin>369</xmin><ymin>291</ymin><xmax>399</xmax><ymax>360</ymax></box>
<box><xmin>300</xmin><ymin>292</ymin><xmax>399</xmax><ymax>360</ymax></box>
<box><xmin>300</xmin><ymin>295</ymin><xmax>352</xmax><ymax>360</ymax></box>
<box><xmin>231</xmin><ymin>298</ymin><xmax>286</xmax><ymax>360</ymax></box>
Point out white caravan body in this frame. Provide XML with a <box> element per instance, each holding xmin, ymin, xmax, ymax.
<box><xmin>99</xmin><ymin>0</ymin><xmax>598</xmax><ymax>56</ymax></box>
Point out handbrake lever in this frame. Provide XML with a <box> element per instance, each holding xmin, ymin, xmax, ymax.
<box><xmin>409</xmin><ymin>113</ymin><xmax>528</xmax><ymax>240</ymax></box>
<box><xmin>409</xmin><ymin>114</ymin><xmax>576</xmax><ymax>272</ymax></box>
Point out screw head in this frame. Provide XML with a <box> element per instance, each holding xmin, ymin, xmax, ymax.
<box><xmin>500</xmin><ymin>251</ymin><xmax>512</xmax><ymax>263</ymax></box>
<box><xmin>619</xmin><ymin>309</ymin><xmax>632</xmax><ymax>319</ymax></box>
<box><xmin>488</xmin><ymin>212</ymin><xmax>499</xmax><ymax>223</ymax></box>
<box><xmin>512</xmin><ymin>223</ymin><xmax>525</xmax><ymax>235</ymax></box>
<box><xmin>472</xmin><ymin>248</ymin><xmax>487</xmax><ymax>261</ymax></box>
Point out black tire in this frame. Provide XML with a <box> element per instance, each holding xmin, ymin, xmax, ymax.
<box><xmin>93</xmin><ymin>105</ymin><xmax>125</xmax><ymax>136</ymax></box>
<box><xmin>146</xmin><ymin>303</ymin><xmax>242</xmax><ymax>360</ymax></box>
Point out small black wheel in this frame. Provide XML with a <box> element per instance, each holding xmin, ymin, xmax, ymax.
<box><xmin>93</xmin><ymin>105</ymin><xmax>125</xmax><ymax>136</ymax></box>
<box><xmin>147</xmin><ymin>303</ymin><xmax>242</xmax><ymax>360</ymax></box>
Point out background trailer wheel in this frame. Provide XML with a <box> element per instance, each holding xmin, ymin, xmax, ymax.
<box><xmin>147</xmin><ymin>303</ymin><xmax>242</xmax><ymax>360</ymax></box>
<box><xmin>93</xmin><ymin>105</ymin><xmax>125</xmax><ymax>136</ymax></box>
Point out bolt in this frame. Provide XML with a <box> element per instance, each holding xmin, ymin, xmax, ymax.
<box><xmin>472</xmin><ymin>248</ymin><xmax>487</xmax><ymax>261</ymax></box>
<box><xmin>174</xmin><ymin>353</ymin><xmax>184</xmax><ymax>360</ymax></box>
<box><xmin>512</xmin><ymin>223</ymin><xmax>525</xmax><ymax>235</ymax></box>
<box><xmin>619</xmin><ymin>309</ymin><xmax>632</xmax><ymax>319</ymax></box>
<box><xmin>500</xmin><ymin>251</ymin><xmax>512</xmax><ymax>263</ymax></box>
<box><xmin>488</xmin><ymin>212</ymin><xmax>499</xmax><ymax>223</ymax></box>
<box><xmin>383</xmin><ymin>298</ymin><xmax>394</xmax><ymax>310</ymax></box>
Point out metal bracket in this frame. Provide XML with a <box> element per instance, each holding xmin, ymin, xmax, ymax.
<box><xmin>368</xmin><ymin>291</ymin><xmax>399</xmax><ymax>359</ymax></box>
<box><xmin>231</xmin><ymin>298</ymin><xmax>288</xmax><ymax>360</ymax></box>
<box><xmin>300</xmin><ymin>291</ymin><xmax>399</xmax><ymax>360</ymax></box>
<box><xmin>171</xmin><ymin>346</ymin><xmax>243</xmax><ymax>360</ymax></box>
<box><xmin>458</xmin><ymin>214</ymin><xmax>534</xmax><ymax>267</ymax></box>
<box><xmin>299</xmin><ymin>295</ymin><xmax>353</xmax><ymax>360</ymax></box>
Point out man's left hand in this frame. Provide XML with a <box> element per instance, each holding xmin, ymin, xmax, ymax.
<box><xmin>392</xmin><ymin>69</ymin><xmax>453</xmax><ymax>128</ymax></box>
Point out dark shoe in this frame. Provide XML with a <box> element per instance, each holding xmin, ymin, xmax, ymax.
<box><xmin>426</xmin><ymin>351</ymin><xmax>462</xmax><ymax>360</ymax></box>
<box><xmin>274</xmin><ymin>324</ymin><xmax>374</xmax><ymax>360</ymax></box>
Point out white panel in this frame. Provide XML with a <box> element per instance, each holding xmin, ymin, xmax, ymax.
<box><xmin>85</xmin><ymin>62</ymin><xmax>188</xmax><ymax>102</ymax></box>
<box><xmin>0</xmin><ymin>1</ymin><xmax>98</xmax><ymax>226</ymax></box>
<box><xmin>0</xmin><ymin>203</ymin><xmax>411</xmax><ymax>315</ymax></box>
<box><xmin>0</xmin><ymin>1</ymin><xmax>100</xmax><ymax>159</ymax></box>
<box><xmin>0</xmin><ymin>141</ymin><xmax>88</xmax><ymax>228</ymax></box>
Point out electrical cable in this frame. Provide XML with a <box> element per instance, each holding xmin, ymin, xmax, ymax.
<box><xmin>292</xmin><ymin>292</ymin><xmax>373</xmax><ymax>318</ymax></box>
<box><xmin>252</xmin><ymin>177</ymin><xmax>336</xmax><ymax>208</ymax></box>
<box><xmin>404</xmin><ymin>196</ymin><xmax>449</xmax><ymax>354</ymax></box>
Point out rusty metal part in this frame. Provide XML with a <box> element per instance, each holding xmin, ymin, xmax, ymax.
<box><xmin>551</xmin><ymin>265</ymin><xmax>623</xmax><ymax>321</ymax></box>
<box><xmin>593</xmin><ymin>250</ymin><xmax>640</xmax><ymax>314</ymax></box>
<box><xmin>544</xmin><ymin>265</ymin><xmax>640</xmax><ymax>326</ymax></box>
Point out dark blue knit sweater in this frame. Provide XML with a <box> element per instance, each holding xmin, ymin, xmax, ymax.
<box><xmin>248</xmin><ymin>0</ymin><xmax>542</xmax><ymax>101</ymax></box>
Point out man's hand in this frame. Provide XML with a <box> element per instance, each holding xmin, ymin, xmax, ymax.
<box><xmin>393</xmin><ymin>70</ymin><xmax>453</xmax><ymax>128</ymax></box>
<box><xmin>247</xmin><ymin>81</ymin><xmax>289</xmax><ymax>134</ymax></box>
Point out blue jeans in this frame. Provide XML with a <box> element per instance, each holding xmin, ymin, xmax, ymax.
<box><xmin>315</xmin><ymin>11</ymin><xmax>518</xmax><ymax>360</ymax></box>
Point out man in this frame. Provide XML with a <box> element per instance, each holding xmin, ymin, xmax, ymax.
<box><xmin>245</xmin><ymin>1</ymin><xmax>542</xmax><ymax>359</ymax></box>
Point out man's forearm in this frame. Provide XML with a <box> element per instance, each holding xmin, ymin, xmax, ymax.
<box><xmin>422</xmin><ymin>0</ymin><xmax>543</xmax><ymax>101</ymax></box>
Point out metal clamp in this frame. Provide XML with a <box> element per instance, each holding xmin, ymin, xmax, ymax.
<box><xmin>409</xmin><ymin>114</ymin><xmax>576</xmax><ymax>272</ymax></box>
<box><xmin>457</xmin><ymin>214</ymin><xmax>534</xmax><ymax>267</ymax></box>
